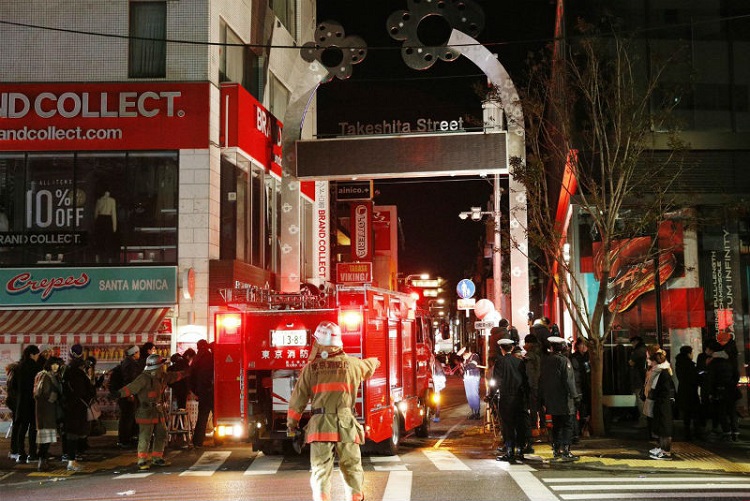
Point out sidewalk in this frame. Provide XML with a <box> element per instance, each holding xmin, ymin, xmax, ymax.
<box><xmin>430</xmin><ymin>374</ymin><xmax>750</xmax><ymax>474</ymax></box>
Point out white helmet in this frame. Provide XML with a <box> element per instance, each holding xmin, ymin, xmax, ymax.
<box><xmin>313</xmin><ymin>321</ymin><xmax>343</xmax><ymax>348</ymax></box>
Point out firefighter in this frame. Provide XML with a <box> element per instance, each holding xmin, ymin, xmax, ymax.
<box><xmin>113</xmin><ymin>354</ymin><xmax>188</xmax><ymax>470</ymax></box>
<box><xmin>287</xmin><ymin>321</ymin><xmax>380</xmax><ymax>501</ymax></box>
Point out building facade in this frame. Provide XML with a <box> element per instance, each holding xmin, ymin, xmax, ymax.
<box><xmin>0</xmin><ymin>0</ymin><xmax>320</xmax><ymax>425</ymax></box>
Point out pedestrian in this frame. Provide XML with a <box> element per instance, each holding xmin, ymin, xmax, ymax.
<box><xmin>61</xmin><ymin>344</ymin><xmax>95</xmax><ymax>471</ymax></box>
<box><xmin>430</xmin><ymin>354</ymin><xmax>446</xmax><ymax>422</ymax></box>
<box><xmin>111</xmin><ymin>345</ymin><xmax>141</xmax><ymax>449</ymax></box>
<box><xmin>522</xmin><ymin>333</ymin><xmax>542</xmax><ymax>450</ymax></box>
<box><xmin>190</xmin><ymin>339</ymin><xmax>214</xmax><ymax>447</ymax></box>
<box><xmin>168</xmin><ymin>353</ymin><xmax>190</xmax><ymax>410</ymax></box>
<box><xmin>628</xmin><ymin>335</ymin><xmax>648</xmax><ymax>426</ymax></box>
<box><xmin>675</xmin><ymin>345</ymin><xmax>700</xmax><ymax>440</ymax></box>
<box><xmin>5</xmin><ymin>360</ymin><xmax>20</xmax><ymax>460</ymax></box>
<box><xmin>10</xmin><ymin>344</ymin><xmax>41</xmax><ymax>464</ymax></box>
<box><xmin>647</xmin><ymin>349</ymin><xmax>676</xmax><ymax>460</ymax></box>
<box><xmin>488</xmin><ymin>319</ymin><xmax>510</xmax><ymax>371</ymax></box>
<box><xmin>539</xmin><ymin>336</ymin><xmax>580</xmax><ymax>461</ymax></box>
<box><xmin>493</xmin><ymin>338</ymin><xmax>528</xmax><ymax>463</ymax></box>
<box><xmin>695</xmin><ymin>344</ymin><xmax>714</xmax><ymax>435</ymax></box>
<box><xmin>530</xmin><ymin>318</ymin><xmax>551</xmax><ymax>353</ymax></box>
<box><xmin>705</xmin><ymin>340</ymin><xmax>740</xmax><ymax>441</ymax></box>
<box><xmin>34</xmin><ymin>356</ymin><xmax>64</xmax><ymax>471</ymax></box>
<box><xmin>114</xmin><ymin>353</ymin><xmax>188</xmax><ymax>470</ymax></box>
<box><xmin>287</xmin><ymin>321</ymin><xmax>380</xmax><ymax>501</ymax></box>
<box><xmin>570</xmin><ymin>337</ymin><xmax>591</xmax><ymax>440</ymax></box>
<box><xmin>458</xmin><ymin>346</ymin><xmax>482</xmax><ymax>420</ymax></box>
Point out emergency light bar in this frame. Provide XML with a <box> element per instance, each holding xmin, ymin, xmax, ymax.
<box><xmin>339</xmin><ymin>309</ymin><xmax>363</xmax><ymax>332</ymax></box>
<box><xmin>216</xmin><ymin>313</ymin><xmax>242</xmax><ymax>334</ymax></box>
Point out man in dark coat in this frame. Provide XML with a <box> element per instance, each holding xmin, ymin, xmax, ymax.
<box><xmin>10</xmin><ymin>345</ymin><xmax>41</xmax><ymax>464</ymax></box>
<box><xmin>539</xmin><ymin>336</ymin><xmax>580</xmax><ymax>461</ymax></box>
<box><xmin>706</xmin><ymin>340</ymin><xmax>740</xmax><ymax>441</ymax></box>
<box><xmin>190</xmin><ymin>339</ymin><xmax>214</xmax><ymax>447</ymax></box>
<box><xmin>493</xmin><ymin>338</ymin><xmax>528</xmax><ymax>462</ymax></box>
<box><xmin>116</xmin><ymin>345</ymin><xmax>142</xmax><ymax>448</ymax></box>
<box><xmin>629</xmin><ymin>335</ymin><xmax>648</xmax><ymax>425</ymax></box>
<box><xmin>675</xmin><ymin>345</ymin><xmax>700</xmax><ymax>440</ymax></box>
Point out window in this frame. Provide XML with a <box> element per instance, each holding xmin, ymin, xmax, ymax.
<box><xmin>129</xmin><ymin>1</ymin><xmax>167</xmax><ymax>78</ymax></box>
<box><xmin>271</xmin><ymin>0</ymin><xmax>297</xmax><ymax>39</ymax></box>
<box><xmin>269</xmin><ymin>74</ymin><xmax>289</xmax><ymax>121</ymax></box>
<box><xmin>0</xmin><ymin>152</ymin><xmax>178</xmax><ymax>266</ymax></box>
<box><xmin>219</xmin><ymin>21</ymin><xmax>263</xmax><ymax>98</ymax></box>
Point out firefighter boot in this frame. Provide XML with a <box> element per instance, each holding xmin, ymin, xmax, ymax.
<box><xmin>560</xmin><ymin>444</ymin><xmax>579</xmax><ymax>462</ymax></box>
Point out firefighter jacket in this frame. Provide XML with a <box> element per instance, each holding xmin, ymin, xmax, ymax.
<box><xmin>118</xmin><ymin>369</ymin><xmax>186</xmax><ymax>425</ymax></box>
<box><xmin>287</xmin><ymin>349</ymin><xmax>380</xmax><ymax>444</ymax></box>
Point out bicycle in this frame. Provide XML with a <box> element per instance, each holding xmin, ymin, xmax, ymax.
<box><xmin>484</xmin><ymin>389</ymin><xmax>503</xmax><ymax>447</ymax></box>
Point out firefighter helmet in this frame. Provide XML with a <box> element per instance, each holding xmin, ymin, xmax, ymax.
<box><xmin>313</xmin><ymin>321</ymin><xmax>343</xmax><ymax>347</ymax></box>
<box><xmin>144</xmin><ymin>354</ymin><xmax>167</xmax><ymax>370</ymax></box>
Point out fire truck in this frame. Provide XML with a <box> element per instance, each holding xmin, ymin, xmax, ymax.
<box><xmin>212</xmin><ymin>285</ymin><xmax>435</xmax><ymax>455</ymax></box>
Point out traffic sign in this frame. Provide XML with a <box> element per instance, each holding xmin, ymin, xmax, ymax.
<box><xmin>474</xmin><ymin>320</ymin><xmax>496</xmax><ymax>330</ymax></box>
<box><xmin>457</xmin><ymin>298</ymin><xmax>476</xmax><ymax>310</ymax></box>
<box><xmin>456</xmin><ymin>279</ymin><xmax>475</xmax><ymax>299</ymax></box>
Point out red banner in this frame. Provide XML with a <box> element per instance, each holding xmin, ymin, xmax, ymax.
<box><xmin>0</xmin><ymin>82</ymin><xmax>209</xmax><ymax>151</ymax></box>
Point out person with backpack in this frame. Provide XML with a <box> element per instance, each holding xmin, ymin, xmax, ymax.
<box><xmin>10</xmin><ymin>345</ymin><xmax>41</xmax><ymax>464</ymax></box>
<box><xmin>34</xmin><ymin>356</ymin><xmax>64</xmax><ymax>471</ymax></box>
<box><xmin>112</xmin><ymin>345</ymin><xmax>141</xmax><ymax>449</ymax></box>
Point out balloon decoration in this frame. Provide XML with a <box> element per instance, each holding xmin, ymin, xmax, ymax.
<box><xmin>474</xmin><ymin>299</ymin><xmax>495</xmax><ymax>320</ymax></box>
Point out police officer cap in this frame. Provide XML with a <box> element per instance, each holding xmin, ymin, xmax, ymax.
<box><xmin>547</xmin><ymin>336</ymin><xmax>566</xmax><ymax>344</ymax></box>
<box><xmin>497</xmin><ymin>338</ymin><xmax>515</xmax><ymax>346</ymax></box>
<box><xmin>126</xmin><ymin>345</ymin><xmax>139</xmax><ymax>356</ymax></box>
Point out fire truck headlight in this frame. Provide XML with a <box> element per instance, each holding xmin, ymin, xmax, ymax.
<box><xmin>431</xmin><ymin>392</ymin><xmax>441</xmax><ymax>405</ymax></box>
<box><xmin>397</xmin><ymin>401</ymin><xmax>408</xmax><ymax>413</ymax></box>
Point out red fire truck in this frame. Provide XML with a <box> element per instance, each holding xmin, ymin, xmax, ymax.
<box><xmin>212</xmin><ymin>285</ymin><xmax>435</xmax><ymax>455</ymax></box>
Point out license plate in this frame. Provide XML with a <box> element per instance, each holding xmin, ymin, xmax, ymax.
<box><xmin>271</xmin><ymin>329</ymin><xmax>308</xmax><ymax>347</ymax></box>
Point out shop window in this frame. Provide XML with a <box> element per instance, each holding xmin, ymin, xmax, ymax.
<box><xmin>129</xmin><ymin>1</ymin><xmax>167</xmax><ymax>78</ymax></box>
<box><xmin>0</xmin><ymin>152</ymin><xmax>178</xmax><ymax>266</ymax></box>
<box><xmin>220</xmin><ymin>158</ymin><xmax>268</xmax><ymax>268</ymax></box>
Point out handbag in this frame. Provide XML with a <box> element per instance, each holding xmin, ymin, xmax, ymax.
<box><xmin>82</xmin><ymin>398</ymin><xmax>103</xmax><ymax>421</ymax></box>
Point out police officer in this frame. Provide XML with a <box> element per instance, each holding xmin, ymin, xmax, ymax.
<box><xmin>115</xmin><ymin>354</ymin><xmax>188</xmax><ymax>470</ymax></box>
<box><xmin>493</xmin><ymin>338</ymin><xmax>528</xmax><ymax>462</ymax></box>
<box><xmin>287</xmin><ymin>321</ymin><xmax>380</xmax><ymax>501</ymax></box>
<box><xmin>539</xmin><ymin>336</ymin><xmax>580</xmax><ymax>461</ymax></box>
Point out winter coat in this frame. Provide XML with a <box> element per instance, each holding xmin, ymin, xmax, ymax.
<box><xmin>35</xmin><ymin>370</ymin><xmax>63</xmax><ymax>430</ymax></box>
<box><xmin>287</xmin><ymin>349</ymin><xmax>379</xmax><ymax>444</ymax></box>
<box><xmin>674</xmin><ymin>352</ymin><xmax>699</xmax><ymax>415</ymax></box>
<box><xmin>707</xmin><ymin>351</ymin><xmax>738</xmax><ymax>402</ymax></box>
<box><xmin>628</xmin><ymin>342</ymin><xmax>648</xmax><ymax>392</ymax></box>
<box><xmin>13</xmin><ymin>357</ymin><xmax>40</xmax><ymax>422</ymax></box>
<box><xmin>121</xmin><ymin>356</ymin><xmax>142</xmax><ymax>386</ymax></box>
<box><xmin>539</xmin><ymin>352</ymin><xmax>578</xmax><ymax>416</ymax></box>
<box><xmin>648</xmin><ymin>362</ymin><xmax>675</xmax><ymax>437</ymax></box>
<box><xmin>62</xmin><ymin>359</ymin><xmax>96</xmax><ymax>436</ymax></box>
<box><xmin>167</xmin><ymin>356</ymin><xmax>191</xmax><ymax>407</ymax></box>
<box><xmin>119</xmin><ymin>368</ymin><xmax>187</xmax><ymax>424</ymax></box>
<box><xmin>190</xmin><ymin>348</ymin><xmax>214</xmax><ymax>401</ymax></box>
<box><xmin>492</xmin><ymin>353</ymin><xmax>527</xmax><ymax>400</ymax></box>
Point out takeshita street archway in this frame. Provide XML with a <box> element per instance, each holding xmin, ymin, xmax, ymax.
<box><xmin>278</xmin><ymin>3</ymin><xmax>529</xmax><ymax>328</ymax></box>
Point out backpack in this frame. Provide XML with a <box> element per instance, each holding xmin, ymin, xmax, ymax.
<box><xmin>108</xmin><ymin>364</ymin><xmax>124</xmax><ymax>392</ymax></box>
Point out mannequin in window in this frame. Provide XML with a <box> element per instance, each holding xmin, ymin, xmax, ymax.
<box><xmin>94</xmin><ymin>191</ymin><xmax>118</xmax><ymax>262</ymax></box>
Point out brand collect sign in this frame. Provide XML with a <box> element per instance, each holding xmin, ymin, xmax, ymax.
<box><xmin>1</xmin><ymin>266</ymin><xmax>177</xmax><ymax>306</ymax></box>
<box><xmin>0</xmin><ymin>82</ymin><xmax>210</xmax><ymax>151</ymax></box>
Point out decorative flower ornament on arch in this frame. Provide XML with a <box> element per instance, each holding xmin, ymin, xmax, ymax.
<box><xmin>387</xmin><ymin>0</ymin><xmax>485</xmax><ymax>71</ymax></box>
<box><xmin>301</xmin><ymin>20</ymin><xmax>368</xmax><ymax>80</ymax></box>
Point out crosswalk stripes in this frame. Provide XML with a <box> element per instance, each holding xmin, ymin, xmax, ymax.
<box><xmin>179</xmin><ymin>451</ymin><xmax>231</xmax><ymax>476</ymax></box>
<box><xmin>421</xmin><ymin>449</ymin><xmax>471</xmax><ymax>471</ymax></box>
<box><xmin>539</xmin><ymin>475</ymin><xmax>750</xmax><ymax>500</ymax></box>
<box><xmin>244</xmin><ymin>452</ymin><xmax>282</xmax><ymax>475</ymax></box>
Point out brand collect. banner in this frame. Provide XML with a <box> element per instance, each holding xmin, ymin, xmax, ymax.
<box><xmin>0</xmin><ymin>82</ymin><xmax>209</xmax><ymax>151</ymax></box>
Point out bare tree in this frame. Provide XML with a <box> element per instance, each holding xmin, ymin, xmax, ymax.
<box><xmin>510</xmin><ymin>20</ymin><xmax>689</xmax><ymax>435</ymax></box>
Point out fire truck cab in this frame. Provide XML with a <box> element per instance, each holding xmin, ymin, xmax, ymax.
<box><xmin>213</xmin><ymin>285</ymin><xmax>435</xmax><ymax>455</ymax></box>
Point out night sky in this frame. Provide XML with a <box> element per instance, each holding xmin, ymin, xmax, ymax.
<box><xmin>314</xmin><ymin>0</ymin><xmax>556</xmax><ymax>288</ymax></box>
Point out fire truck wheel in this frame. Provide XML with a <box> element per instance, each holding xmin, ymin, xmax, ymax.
<box><xmin>378</xmin><ymin>413</ymin><xmax>401</xmax><ymax>455</ymax></box>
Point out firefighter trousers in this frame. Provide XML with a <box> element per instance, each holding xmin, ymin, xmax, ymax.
<box><xmin>310</xmin><ymin>441</ymin><xmax>364</xmax><ymax>501</ymax></box>
<box><xmin>136</xmin><ymin>420</ymin><xmax>167</xmax><ymax>462</ymax></box>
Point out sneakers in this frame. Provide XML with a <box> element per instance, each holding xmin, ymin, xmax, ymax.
<box><xmin>151</xmin><ymin>458</ymin><xmax>170</xmax><ymax>467</ymax></box>
<box><xmin>66</xmin><ymin>460</ymin><xmax>83</xmax><ymax>471</ymax></box>
<box><xmin>137</xmin><ymin>461</ymin><xmax>151</xmax><ymax>471</ymax></box>
<box><xmin>15</xmin><ymin>454</ymin><xmax>27</xmax><ymax>464</ymax></box>
<box><xmin>8</xmin><ymin>452</ymin><xmax>19</xmax><ymax>461</ymax></box>
<box><xmin>649</xmin><ymin>447</ymin><xmax>662</xmax><ymax>455</ymax></box>
<box><xmin>27</xmin><ymin>455</ymin><xmax>39</xmax><ymax>463</ymax></box>
<box><xmin>650</xmin><ymin>450</ymin><xmax>672</xmax><ymax>460</ymax></box>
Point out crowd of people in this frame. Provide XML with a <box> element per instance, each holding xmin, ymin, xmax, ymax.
<box><xmin>4</xmin><ymin>340</ymin><xmax>215</xmax><ymax>471</ymax></box>
<box><xmin>452</xmin><ymin>317</ymin><xmax>740</xmax><ymax>463</ymax></box>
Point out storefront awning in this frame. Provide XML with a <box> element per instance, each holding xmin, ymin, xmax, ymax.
<box><xmin>0</xmin><ymin>307</ymin><xmax>169</xmax><ymax>336</ymax></box>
